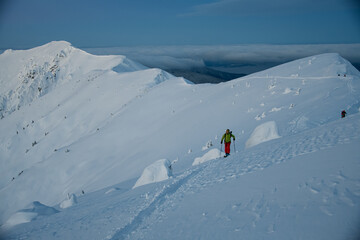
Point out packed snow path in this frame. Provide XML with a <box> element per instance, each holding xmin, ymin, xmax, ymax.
<box><xmin>108</xmin><ymin>167</ymin><xmax>203</xmax><ymax>240</ymax></box>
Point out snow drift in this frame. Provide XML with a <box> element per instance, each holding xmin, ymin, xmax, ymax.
<box><xmin>192</xmin><ymin>148</ymin><xmax>222</xmax><ymax>166</ymax></box>
<box><xmin>1</xmin><ymin>201</ymin><xmax>58</xmax><ymax>230</ymax></box>
<box><xmin>245</xmin><ymin>121</ymin><xmax>281</xmax><ymax>148</ymax></box>
<box><xmin>133</xmin><ymin>159</ymin><xmax>173</xmax><ymax>189</ymax></box>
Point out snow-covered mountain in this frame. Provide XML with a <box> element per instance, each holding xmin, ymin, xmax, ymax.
<box><xmin>0</xmin><ymin>41</ymin><xmax>145</xmax><ymax>118</ymax></box>
<box><xmin>0</xmin><ymin>41</ymin><xmax>359</xmax><ymax>239</ymax></box>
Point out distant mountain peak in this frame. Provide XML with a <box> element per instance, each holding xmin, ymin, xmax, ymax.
<box><xmin>0</xmin><ymin>41</ymin><xmax>145</xmax><ymax>119</ymax></box>
<box><xmin>247</xmin><ymin>53</ymin><xmax>360</xmax><ymax>79</ymax></box>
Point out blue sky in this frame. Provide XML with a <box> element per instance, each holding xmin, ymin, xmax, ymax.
<box><xmin>0</xmin><ymin>0</ymin><xmax>359</xmax><ymax>49</ymax></box>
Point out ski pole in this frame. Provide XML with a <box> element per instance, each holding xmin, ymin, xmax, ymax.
<box><xmin>233</xmin><ymin>141</ymin><xmax>236</xmax><ymax>153</ymax></box>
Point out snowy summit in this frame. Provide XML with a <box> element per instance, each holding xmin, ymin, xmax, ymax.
<box><xmin>0</xmin><ymin>41</ymin><xmax>360</xmax><ymax>239</ymax></box>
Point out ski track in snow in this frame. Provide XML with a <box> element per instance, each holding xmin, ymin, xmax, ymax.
<box><xmin>107</xmin><ymin>166</ymin><xmax>204</xmax><ymax>240</ymax></box>
<box><xmin>108</xmin><ymin>115</ymin><xmax>360</xmax><ymax>239</ymax></box>
<box><xmin>204</xmin><ymin>116</ymin><xmax>360</xmax><ymax>189</ymax></box>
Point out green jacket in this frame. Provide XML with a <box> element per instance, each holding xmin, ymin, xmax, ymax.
<box><xmin>221</xmin><ymin>132</ymin><xmax>235</xmax><ymax>143</ymax></box>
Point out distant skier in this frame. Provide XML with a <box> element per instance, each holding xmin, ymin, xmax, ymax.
<box><xmin>341</xmin><ymin>110</ymin><xmax>347</xmax><ymax>118</ymax></box>
<box><xmin>221</xmin><ymin>129</ymin><xmax>235</xmax><ymax>157</ymax></box>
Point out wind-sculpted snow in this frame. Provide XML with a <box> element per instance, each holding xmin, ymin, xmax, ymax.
<box><xmin>192</xmin><ymin>148</ymin><xmax>222</xmax><ymax>166</ymax></box>
<box><xmin>133</xmin><ymin>159</ymin><xmax>173</xmax><ymax>189</ymax></box>
<box><xmin>1</xmin><ymin>201</ymin><xmax>58</xmax><ymax>230</ymax></box>
<box><xmin>0</xmin><ymin>42</ymin><xmax>360</xmax><ymax>239</ymax></box>
<box><xmin>245</xmin><ymin>121</ymin><xmax>280</xmax><ymax>148</ymax></box>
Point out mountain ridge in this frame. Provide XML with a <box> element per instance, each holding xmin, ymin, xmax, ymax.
<box><xmin>0</xmin><ymin>41</ymin><xmax>146</xmax><ymax>119</ymax></box>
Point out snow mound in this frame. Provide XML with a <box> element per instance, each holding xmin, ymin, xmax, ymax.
<box><xmin>246</xmin><ymin>121</ymin><xmax>281</xmax><ymax>148</ymax></box>
<box><xmin>1</xmin><ymin>201</ymin><xmax>58</xmax><ymax>229</ymax></box>
<box><xmin>60</xmin><ymin>194</ymin><xmax>78</xmax><ymax>209</ymax></box>
<box><xmin>193</xmin><ymin>148</ymin><xmax>222</xmax><ymax>166</ymax></box>
<box><xmin>1</xmin><ymin>212</ymin><xmax>38</xmax><ymax>229</ymax></box>
<box><xmin>133</xmin><ymin>159</ymin><xmax>173</xmax><ymax>189</ymax></box>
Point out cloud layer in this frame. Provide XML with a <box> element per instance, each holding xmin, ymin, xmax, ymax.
<box><xmin>84</xmin><ymin>44</ymin><xmax>360</xmax><ymax>74</ymax></box>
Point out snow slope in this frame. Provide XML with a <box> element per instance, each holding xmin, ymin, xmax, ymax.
<box><xmin>3</xmin><ymin>114</ymin><xmax>360</xmax><ymax>240</ymax></box>
<box><xmin>0</xmin><ymin>42</ymin><xmax>360</xmax><ymax>239</ymax></box>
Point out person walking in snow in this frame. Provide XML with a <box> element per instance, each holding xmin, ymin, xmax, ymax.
<box><xmin>221</xmin><ymin>129</ymin><xmax>235</xmax><ymax>157</ymax></box>
<box><xmin>341</xmin><ymin>110</ymin><xmax>347</xmax><ymax>118</ymax></box>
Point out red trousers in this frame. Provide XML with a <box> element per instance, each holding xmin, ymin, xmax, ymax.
<box><xmin>224</xmin><ymin>142</ymin><xmax>231</xmax><ymax>154</ymax></box>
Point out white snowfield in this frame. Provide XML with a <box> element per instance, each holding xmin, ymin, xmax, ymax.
<box><xmin>0</xmin><ymin>41</ymin><xmax>360</xmax><ymax>240</ymax></box>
